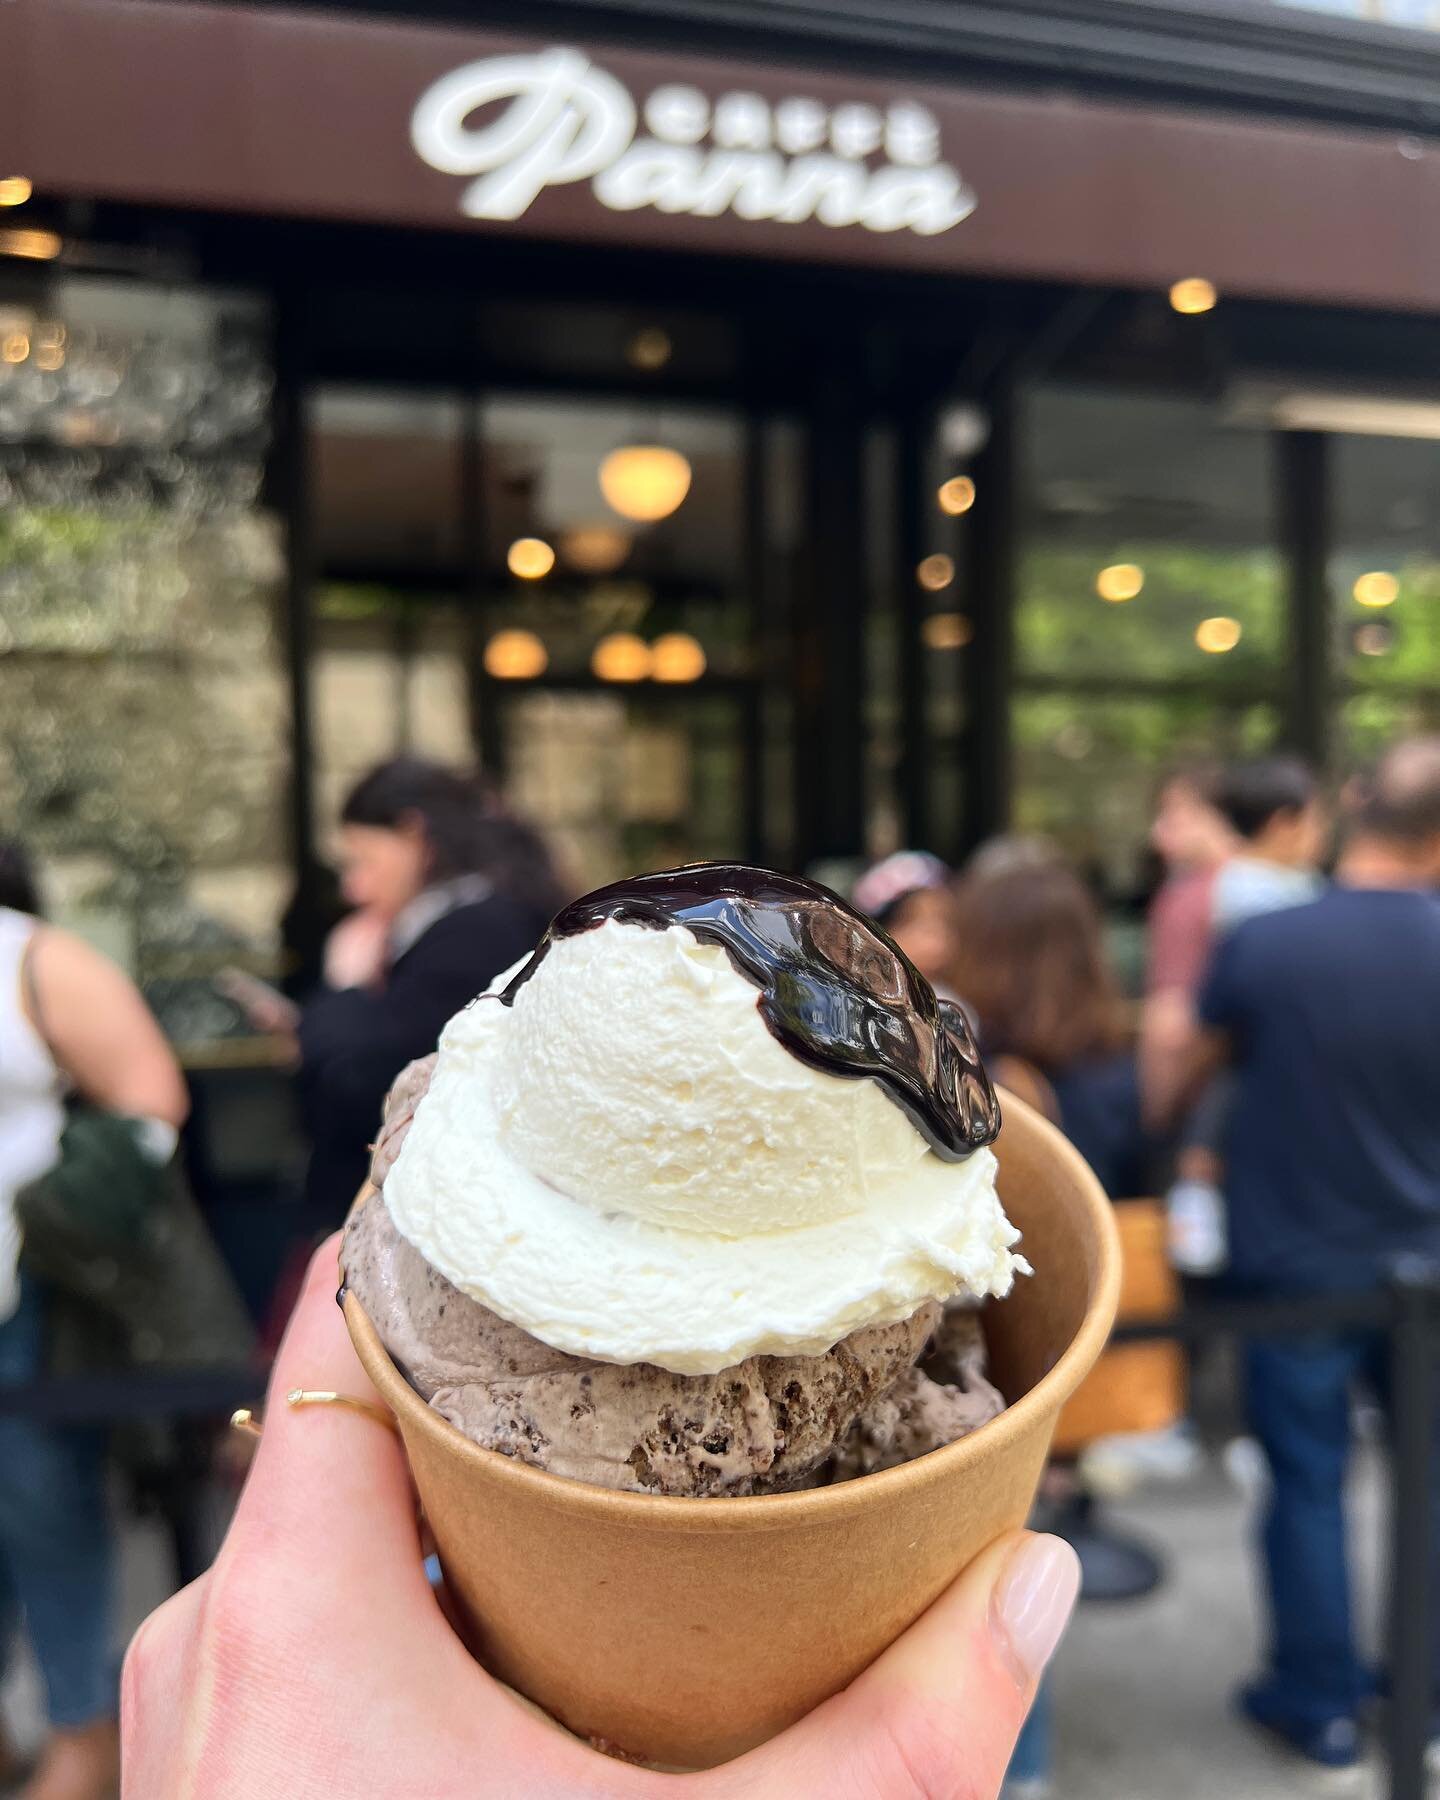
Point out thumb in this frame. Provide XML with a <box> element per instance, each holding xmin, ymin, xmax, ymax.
<box><xmin>726</xmin><ymin>1531</ymin><xmax>1078</xmax><ymax>1800</ymax></box>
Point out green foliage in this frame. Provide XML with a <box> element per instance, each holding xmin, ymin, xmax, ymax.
<box><xmin>1017</xmin><ymin>544</ymin><xmax>1285</xmax><ymax>682</ymax></box>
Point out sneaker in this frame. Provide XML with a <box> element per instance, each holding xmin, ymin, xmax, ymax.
<box><xmin>1238</xmin><ymin>1684</ymin><xmax>1361</xmax><ymax>1771</ymax></box>
<box><xmin>1080</xmin><ymin>1422</ymin><xmax>1205</xmax><ymax>1498</ymax></box>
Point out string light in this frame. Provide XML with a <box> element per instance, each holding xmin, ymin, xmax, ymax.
<box><xmin>916</xmin><ymin>553</ymin><xmax>955</xmax><ymax>592</ymax></box>
<box><xmin>560</xmin><ymin>523</ymin><xmax>630</xmax><ymax>574</ymax></box>
<box><xmin>1195</xmin><ymin>616</ymin><xmax>1242</xmax><ymax>654</ymax></box>
<box><xmin>0</xmin><ymin>179</ymin><xmax>32</xmax><ymax>208</ymax></box>
<box><xmin>506</xmin><ymin>537</ymin><xmax>555</xmax><ymax>580</ymax></box>
<box><xmin>921</xmin><ymin>613</ymin><xmax>973</xmax><ymax>651</ymax></box>
<box><xmin>483</xmin><ymin>629</ymin><xmax>548</xmax><ymax>679</ymax></box>
<box><xmin>626</xmin><ymin>328</ymin><xmax>672</xmax><ymax>371</ymax></box>
<box><xmin>1169</xmin><ymin>278</ymin><xmax>1217</xmax><ymax>315</ymax></box>
<box><xmin>937</xmin><ymin>476</ymin><xmax>976</xmax><ymax>516</ymax></box>
<box><xmin>1353</xmin><ymin>620</ymin><xmax>1394</xmax><ymax>657</ymax></box>
<box><xmin>651</xmin><ymin>632</ymin><xmax>707</xmax><ymax>682</ymax></box>
<box><xmin>1096</xmin><ymin>563</ymin><xmax>1144</xmax><ymax>603</ymax></box>
<box><xmin>0</xmin><ymin>229</ymin><xmax>61</xmax><ymax>261</ymax></box>
<box><xmin>591</xmin><ymin>632</ymin><xmax>652</xmax><ymax>681</ymax></box>
<box><xmin>599</xmin><ymin>447</ymin><xmax>691</xmax><ymax>522</ymax></box>
<box><xmin>1353</xmin><ymin>571</ymin><xmax>1398</xmax><ymax>608</ymax></box>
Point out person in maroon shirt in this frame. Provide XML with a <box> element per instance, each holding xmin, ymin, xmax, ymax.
<box><xmin>1141</xmin><ymin>768</ymin><xmax>1237</xmax><ymax>1124</ymax></box>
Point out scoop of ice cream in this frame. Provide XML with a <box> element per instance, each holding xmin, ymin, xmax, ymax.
<box><xmin>492</xmin><ymin>919</ymin><xmax>957</xmax><ymax>1234</ymax></box>
<box><xmin>343</xmin><ymin>1190</ymin><xmax>945</xmax><ymax>1496</ymax></box>
<box><xmin>384</xmin><ymin>899</ymin><xmax>1022</xmax><ymax>1374</ymax></box>
<box><xmin>821</xmin><ymin>1306</ymin><xmax>1006</xmax><ymax>1481</ymax></box>
<box><xmin>369</xmin><ymin>1054</ymin><xmax>437</xmax><ymax>1188</ymax></box>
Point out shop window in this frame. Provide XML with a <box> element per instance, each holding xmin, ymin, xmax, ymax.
<box><xmin>0</xmin><ymin>275</ymin><xmax>285</xmax><ymax>1049</ymax></box>
<box><xmin>476</xmin><ymin>396</ymin><xmax>763</xmax><ymax>885</ymax></box>
<box><xmin>311</xmin><ymin>390</ymin><xmax>474</xmax><ymax>850</ymax></box>
<box><xmin>1014</xmin><ymin>694</ymin><xmax>1280</xmax><ymax>894</ymax></box>
<box><xmin>1329</xmin><ymin>433</ymin><xmax>1440</xmax><ymax>766</ymax></box>
<box><xmin>1013</xmin><ymin>386</ymin><xmax>1284</xmax><ymax>898</ymax></box>
<box><xmin>312</xmin><ymin>383</ymin><xmax>780</xmax><ymax>891</ymax></box>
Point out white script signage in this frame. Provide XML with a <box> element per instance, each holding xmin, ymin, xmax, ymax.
<box><xmin>411</xmin><ymin>47</ymin><xmax>976</xmax><ymax>237</ymax></box>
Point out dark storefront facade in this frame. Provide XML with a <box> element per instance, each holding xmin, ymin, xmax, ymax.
<box><xmin>4</xmin><ymin>0</ymin><xmax>1440</xmax><ymax>1041</ymax></box>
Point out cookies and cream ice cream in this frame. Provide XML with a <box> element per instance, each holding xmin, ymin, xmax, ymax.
<box><xmin>343</xmin><ymin>863</ymin><xmax>1023</xmax><ymax>1495</ymax></box>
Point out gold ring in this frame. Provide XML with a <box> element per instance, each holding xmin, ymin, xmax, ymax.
<box><xmin>230</xmin><ymin>1390</ymin><xmax>399</xmax><ymax>1440</ymax></box>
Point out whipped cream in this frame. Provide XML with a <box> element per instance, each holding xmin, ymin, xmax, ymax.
<box><xmin>383</xmin><ymin>918</ymin><xmax>1023</xmax><ymax>1374</ymax></box>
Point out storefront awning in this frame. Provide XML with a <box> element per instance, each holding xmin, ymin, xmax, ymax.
<box><xmin>3</xmin><ymin>0</ymin><xmax>1439</xmax><ymax>312</ymax></box>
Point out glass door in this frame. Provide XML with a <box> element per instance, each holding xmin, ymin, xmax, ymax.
<box><xmin>309</xmin><ymin>381</ymin><xmax>797</xmax><ymax>892</ymax></box>
<box><xmin>474</xmin><ymin>394</ymin><xmax>778</xmax><ymax>888</ymax></box>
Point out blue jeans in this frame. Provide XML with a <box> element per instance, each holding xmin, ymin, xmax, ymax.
<box><xmin>1244</xmin><ymin>1327</ymin><xmax>1440</xmax><ymax>1725</ymax></box>
<box><xmin>0</xmin><ymin>1281</ymin><xmax>115</xmax><ymax>1726</ymax></box>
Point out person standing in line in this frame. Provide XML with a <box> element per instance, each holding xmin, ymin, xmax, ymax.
<box><xmin>950</xmin><ymin>847</ymin><xmax>1148</xmax><ymax>1199</ymax></box>
<box><xmin>851</xmin><ymin>851</ymin><xmax>965</xmax><ymax>999</ymax></box>
<box><xmin>948</xmin><ymin>845</ymin><xmax>1154</xmax><ymax>1799</ymax></box>
<box><xmin>1138</xmin><ymin>767</ymin><xmax>1237</xmax><ymax>1124</ymax></box>
<box><xmin>0</xmin><ymin>837</ymin><xmax>188</xmax><ymax>1800</ymax></box>
<box><xmin>1209</xmin><ymin>755</ymin><xmax>1328</xmax><ymax>934</ymax></box>
<box><xmin>1180</xmin><ymin>738</ymin><xmax>1440</xmax><ymax>1771</ymax></box>
<box><xmin>1161</xmin><ymin>756</ymin><xmax>1329</xmax><ymax>1272</ymax></box>
<box><xmin>295</xmin><ymin>760</ymin><xmax>547</xmax><ymax>1222</ymax></box>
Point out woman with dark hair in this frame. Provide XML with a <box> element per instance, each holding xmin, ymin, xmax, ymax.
<box><xmin>294</xmin><ymin>758</ymin><xmax>547</xmax><ymax>1220</ymax></box>
<box><xmin>951</xmin><ymin>844</ymin><xmax>1146</xmax><ymax>1199</ymax></box>
<box><xmin>953</xmin><ymin>845</ymin><xmax>1157</xmax><ymax>1799</ymax></box>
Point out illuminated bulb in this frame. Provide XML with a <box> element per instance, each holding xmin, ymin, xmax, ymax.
<box><xmin>1055</xmin><ymin>723</ymin><xmax>1094</xmax><ymax>761</ymax></box>
<box><xmin>34</xmin><ymin>322</ymin><xmax>64</xmax><ymax>349</ymax></box>
<box><xmin>560</xmin><ymin>522</ymin><xmax>631</xmax><ymax>574</ymax></box>
<box><xmin>1353</xmin><ymin>570</ymin><xmax>1399</xmax><ymax>608</ymax></box>
<box><xmin>626</xmin><ymin>327</ymin><xmax>673</xmax><ymax>371</ymax></box>
<box><xmin>591</xmin><ymin>632</ymin><xmax>652</xmax><ymax>682</ymax></box>
<box><xmin>916</xmin><ymin>553</ymin><xmax>955</xmax><ymax>592</ymax></box>
<box><xmin>483</xmin><ymin>629</ymin><xmax>548</xmax><ymax>680</ymax></box>
<box><xmin>651</xmin><ymin>631</ymin><xmax>707</xmax><ymax>683</ymax></box>
<box><xmin>0</xmin><ymin>179</ymin><xmax>32</xmax><ymax>208</ymax></box>
<box><xmin>921</xmin><ymin>612</ymin><xmax>973</xmax><ymax>651</ymax></box>
<box><xmin>1195</xmin><ymin>616</ymin><xmax>1242</xmax><ymax>654</ymax></box>
<box><xmin>599</xmin><ymin>446</ymin><xmax>692</xmax><ymax>522</ymax></box>
<box><xmin>1169</xmin><ymin>278</ymin><xmax>1218</xmax><ymax>316</ymax></box>
<box><xmin>1</xmin><ymin>333</ymin><xmax>28</xmax><ymax>365</ymax></box>
<box><xmin>937</xmin><ymin>476</ymin><xmax>976</xmax><ymax>516</ymax></box>
<box><xmin>0</xmin><ymin>229</ymin><xmax>61</xmax><ymax>261</ymax></box>
<box><xmin>33</xmin><ymin>343</ymin><xmax>63</xmax><ymax>372</ymax></box>
<box><xmin>506</xmin><ymin>537</ymin><xmax>555</xmax><ymax>580</ymax></box>
<box><xmin>1354</xmin><ymin>620</ymin><xmax>1395</xmax><ymax>657</ymax></box>
<box><xmin>1096</xmin><ymin>563</ymin><xmax>1144</xmax><ymax>603</ymax></box>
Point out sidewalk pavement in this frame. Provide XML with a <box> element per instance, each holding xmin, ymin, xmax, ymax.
<box><xmin>1055</xmin><ymin>1446</ymin><xmax>1388</xmax><ymax>1798</ymax></box>
<box><xmin>0</xmin><ymin>1443</ymin><xmax>1399</xmax><ymax>1797</ymax></box>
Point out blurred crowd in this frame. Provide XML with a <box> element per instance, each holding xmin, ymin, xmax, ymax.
<box><xmin>861</xmin><ymin>738</ymin><xmax>1440</xmax><ymax>1791</ymax></box>
<box><xmin>2</xmin><ymin>735</ymin><xmax>1440</xmax><ymax>1797</ymax></box>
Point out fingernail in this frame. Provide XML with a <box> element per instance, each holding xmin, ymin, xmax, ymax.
<box><xmin>991</xmin><ymin>1534</ymin><xmax>1080</xmax><ymax>1689</ymax></box>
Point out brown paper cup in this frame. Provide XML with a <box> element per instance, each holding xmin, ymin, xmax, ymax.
<box><xmin>345</xmin><ymin>1091</ymin><xmax>1121</xmax><ymax>1768</ymax></box>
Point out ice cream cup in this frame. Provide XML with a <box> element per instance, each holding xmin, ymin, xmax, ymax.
<box><xmin>345</xmin><ymin>1090</ymin><xmax>1121</xmax><ymax>1769</ymax></box>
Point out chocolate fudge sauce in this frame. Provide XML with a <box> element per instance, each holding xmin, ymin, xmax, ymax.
<box><xmin>498</xmin><ymin>863</ymin><xmax>1000</xmax><ymax>1162</ymax></box>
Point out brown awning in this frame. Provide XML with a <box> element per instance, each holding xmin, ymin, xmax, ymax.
<box><xmin>3</xmin><ymin>0</ymin><xmax>1438</xmax><ymax>311</ymax></box>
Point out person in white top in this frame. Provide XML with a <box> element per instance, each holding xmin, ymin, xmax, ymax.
<box><xmin>0</xmin><ymin>839</ymin><xmax>185</xmax><ymax>1800</ymax></box>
